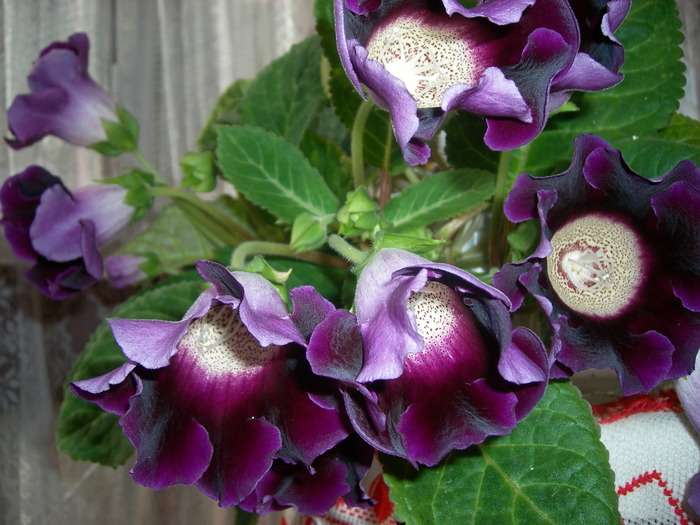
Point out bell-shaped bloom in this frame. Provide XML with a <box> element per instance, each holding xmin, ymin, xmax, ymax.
<box><xmin>71</xmin><ymin>261</ymin><xmax>365</xmax><ymax>512</ymax></box>
<box><xmin>493</xmin><ymin>134</ymin><xmax>700</xmax><ymax>395</ymax></box>
<box><xmin>334</xmin><ymin>0</ymin><xmax>628</xmax><ymax>165</ymax></box>
<box><xmin>6</xmin><ymin>32</ymin><xmax>117</xmax><ymax>149</ymax></box>
<box><xmin>307</xmin><ymin>248</ymin><xmax>549</xmax><ymax>466</ymax></box>
<box><xmin>0</xmin><ymin>165</ymin><xmax>133</xmax><ymax>299</ymax></box>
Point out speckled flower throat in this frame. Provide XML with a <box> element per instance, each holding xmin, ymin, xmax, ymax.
<box><xmin>179</xmin><ymin>305</ymin><xmax>280</xmax><ymax>375</ymax></box>
<box><xmin>546</xmin><ymin>213</ymin><xmax>647</xmax><ymax>319</ymax></box>
<box><xmin>366</xmin><ymin>14</ymin><xmax>479</xmax><ymax>108</ymax></box>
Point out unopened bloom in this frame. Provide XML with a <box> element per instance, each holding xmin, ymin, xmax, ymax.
<box><xmin>494</xmin><ymin>134</ymin><xmax>700</xmax><ymax>395</ymax></box>
<box><xmin>308</xmin><ymin>248</ymin><xmax>548</xmax><ymax>466</ymax></box>
<box><xmin>335</xmin><ymin>0</ymin><xmax>628</xmax><ymax>165</ymax></box>
<box><xmin>0</xmin><ymin>165</ymin><xmax>133</xmax><ymax>299</ymax></box>
<box><xmin>6</xmin><ymin>33</ymin><xmax>117</xmax><ymax>149</ymax></box>
<box><xmin>105</xmin><ymin>254</ymin><xmax>149</xmax><ymax>288</ymax></box>
<box><xmin>71</xmin><ymin>261</ymin><xmax>362</xmax><ymax>512</ymax></box>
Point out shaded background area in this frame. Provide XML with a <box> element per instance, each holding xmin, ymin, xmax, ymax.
<box><xmin>0</xmin><ymin>1</ymin><xmax>698</xmax><ymax>524</ymax></box>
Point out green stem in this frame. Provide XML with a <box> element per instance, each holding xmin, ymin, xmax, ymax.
<box><xmin>488</xmin><ymin>149</ymin><xmax>513</xmax><ymax>269</ymax></box>
<box><xmin>351</xmin><ymin>100</ymin><xmax>374</xmax><ymax>189</ymax></box>
<box><xmin>328</xmin><ymin>234</ymin><xmax>367</xmax><ymax>266</ymax></box>
<box><xmin>132</xmin><ymin>148</ymin><xmax>162</xmax><ymax>181</ymax></box>
<box><xmin>230</xmin><ymin>241</ymin><xmax>349</xmax><ymax>270</ymax></box>
<box><xmin>150</xmin><ymin>186</ymin><xmax>255</xmax><ymax>242</ymax></box>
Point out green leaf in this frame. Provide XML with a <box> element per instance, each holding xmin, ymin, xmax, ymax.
<box><xmin>444</xmin><ymin>113</ymin><xmax>499</xmax><ymax>172</ymax></box>
<box><xmin>115</xmin><ymin>203</ymin><xmax>221</xmax><ymax>274</ymax></box>
<box><xmin>383</xmin><ymin>169</ymin><xmax>496</xmax><ymax>232</ymax></box>
<box><xmin>57</xmin><ymin>279</ymin><xmax>205</xmax><ymax>466</ymax></box>
<box><xmin>616</xmin><ymin>136</ymin><xmax>700</xmax><ymax>178</ymax></box>
<box><xmin>196</xmin><ymin>78</ymin><xmax>252</xmax><ymax>153</ymax></box>
<box><xmin>217</xmin><ymin>125</ymin><xmax>340</xmax><ymax>223</ymax></box>
<box><xmin>238</xmin><ymin>36</ymin><xmax>325</xmax><ymax>146</ymax></box>
<box><xmin>658</xmin><ymin>113</ymin><xmax>700</xmax><ymax>147</ymax></box>
<box><xmin>383</xmin><ymin>381</ymin><xmax>619</xmax><ymax>524</ymax></box>
<box><xmin>299</xmin><ymin>131</ymin><xmax>353</xmax><ymax>201</ymax></box>
<box><xmin>520</xmin><ymin>0</ymin><xmax>685</xmax><ymax>176</ymax></box>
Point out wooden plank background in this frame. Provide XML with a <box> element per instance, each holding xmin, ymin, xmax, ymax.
<box><xmin>0</xmin><ymin>1</ymin><xmax>698</xmax><ymax>524</ymax></box>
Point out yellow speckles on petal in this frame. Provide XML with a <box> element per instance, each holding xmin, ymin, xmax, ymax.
<box><xmin>366</xmin><ymin>15</ymin><xmax>478</xmax><ymax>108</ymax></box>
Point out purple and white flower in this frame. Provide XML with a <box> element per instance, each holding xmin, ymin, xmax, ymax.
<box><xmin>494</xmin><ymin>134</ymin><xmax>700</xmax><ymax>395</ymax></box>
<box><xmin>0</xmin><ymin>165</ymin><xmax>133</xmax><ymax>299</ymax></box>
<box><xmin>334</xmin><ymin>0</ymin><xmax>628</xmax><ymax>165</ymax></box>
<box><xmin>71</xmin><ymin>261</ymin><xmax>365</xmax><ymax>512</ymax></box>
<box><xmin>6</xmin><ymin>33</ymin><xmax>117</xmax><ymax>149</ymax></box>
<box><xmin>307</xmin><ymin>248</ymin><xmax>548</xmax><ymax>466</ymax></box>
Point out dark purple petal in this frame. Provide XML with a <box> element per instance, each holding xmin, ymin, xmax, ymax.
<box><xmin>443</xmin><ymin>0</ymin><xmax>536</xmax><ymax>25</ymax></box>
<box><xmin>289</xmin><ymin>285</ymin><xmax>336</xmax><ymax>341</ymax></box>
<box><xmin>307</xmin><ymin>309</ymin><xmax>364</xmax><ymax>382</ymax></box>
<box><xmin>6</xmin><ymin>33</ymin><xmax>117</xmax><ymax>148</ymax></box>
<box><xmin>25</xmin><ymin>256</ymin><xmax>100</xmax><ymax>300</ymax></box>
<box><xmin>70</xmin><ymin>362</ymin><xmax>139</xmax><ymax>415</ymax></box>
<box><xmin>0</xmin><ymin>165</ymin><xmax>63</xmax><ymax>261</ymax></box>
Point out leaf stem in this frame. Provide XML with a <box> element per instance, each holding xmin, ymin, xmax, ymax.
<box><xmin>352</xmin><ymin>100</ymin><xmax>374</xmax><ymax>189</ymax></box>
<box><xmin>132</xmin><ymin>148</ymin><xmax>162</xmax><ymax>182</ymax></box>
<box><xmin>230</xmin><ymin>241</ymin><xmax>349</xmax><ymax>270</ymax></box>
<box><xmin>328</xmin><ymin>234</ymin><xmax>367</xmax><ymax>266</ymax></box>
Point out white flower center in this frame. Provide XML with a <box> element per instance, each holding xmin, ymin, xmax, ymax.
<box><xmin>546</xmin><ymin>213</ymin><xmax>646</xmax><ymax>319</ymax></box>
<box><xmin>366</xmin><ymin>15</ymin><xmax>478</xmax><ymax>108</ymax></box>
<box><xmin>179</xmin><ymin>305</ymin><xmax>280</xmax><ymax>376</ymax></box>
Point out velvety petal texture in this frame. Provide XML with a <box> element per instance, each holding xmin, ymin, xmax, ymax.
<box><xmin>0</xmin><ymin>166</ymin><xmax>133</xmax><ymax>299</ymax></box>
<box><xmin>71</xmin><ymin>261</ymin><xmax>365</xmax><ymax>512</ymax></box>
<box><xmin>311</xmin><ymin>248</ymin><xmax>548</xmax><ymax>466</ymax></box>
<box><xmin>334</xmin><ymin>0</ymin><xmax>628</xmax><ymax>164</ymax></box>
<box><xmin>6</xmin><ymin>33</ymin><xmax>117</xmax><ymax>148</ymax></box>
<box><xmin>493</xmin><ymin>134</ymin><xmax>700</xmax><ymax>395</ymax></box>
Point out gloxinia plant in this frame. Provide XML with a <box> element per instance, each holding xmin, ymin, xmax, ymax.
<box><xmin>71</xmin><ymin>260</ymin><xmax>364</xmax><ymax>513</ymax></box>
<box><xmin>6</xmin><ymin>33</ymin><xmax>119</xmax><ymax>149</ymax></box>
<box><xmin>307</xmin><ymin>249</ymin><xmax>549</xmax><ymax>466</ymax></box>
<box><xmin>493</xmin><ymin>134</ymin><xmax>700</xmax><ymax>395</ymax></box>
<box><xmin>0</xmin><ymin>165</ymin><xmax>134</xmax><ymax>299</ymax></box>
<box><xmin>334</xmin><ymin>0</ymin><xmax>629</xmax><ymax>164</ymax></box>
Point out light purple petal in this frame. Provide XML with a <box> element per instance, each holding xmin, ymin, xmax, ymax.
<box><xmin>443</xmin><ymin>0</ymin><xmax>536</xmax><ymax>25</ymax></box>
<box><xmin>70</xmin><ymin>362</ymin><xmax>138</xmax><ymax>415</ymax></box>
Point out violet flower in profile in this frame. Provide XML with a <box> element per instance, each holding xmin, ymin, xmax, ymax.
<box><xmin>307</xmin><ymin>248</ymin><xmax>549</xmax><ymax>466</ymax></box>
<box><xmin>71</xmin><ymin>261</ymin><xmax>361</xmax><ymax>513</ymax></box>
<box><xmin>0</xmin><ymin>165</ymin><xmax>133</xmax><ymax>299</ymax></box>
<box><xmin>493</xmin><ymin>134</ymin><xmax>700</xmax><ymax>395</ymax></box>
<box><xmin>334</xmin><ymin>0</ymin><xmax>628</xmax><ymax>165</ymax></box>
<box><xmin>6</xmin><ymin>32</ymin><xmax>117</xmax><ymax>149</ymax></box>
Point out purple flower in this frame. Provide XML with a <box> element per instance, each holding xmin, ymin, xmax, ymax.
<box><xmin>0</xmin><ymin>165</ymin><xmax>133</xmax><ymax>299</ymax></box>
<box><xmin>493</xmin><ymin>134</ymin><xmax>700</xmax><ymax>395</ymax></box>
<box><xmin>71</xmin><ymin>261</ymin><xmax>364</xmax><ymax>512</ymax></box>
<box><xmin>334</xmin><ymin>0</ymin><xmax>628</xmax><ymax>165</ymax></box>
<box><xmin>307</xmin><ymin>249</ymin><xmax>548</xmax><ymax>466</ymax></box>
<box><xmin>6</xmin><ymin>33</ymin><xmax>117</xmax><ymax>149</ymax></box>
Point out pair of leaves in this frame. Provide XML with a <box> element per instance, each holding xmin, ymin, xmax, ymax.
<box><xmin>384</xmin><ymin>381</ymin><xmax>620</xmax><ymax>524</ymax></box>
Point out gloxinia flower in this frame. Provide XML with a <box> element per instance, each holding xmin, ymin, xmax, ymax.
<box><xmin>71</xmin><ymin>261</ymin><xmax>360</xmax><ymax>512</ymax></box>
<box><xmin>307</xmin><ymin>248</ymin><xmax>549</xmax><ymax>466</ymax></box>
<box><xmin>0</xmin><ymin>165</ymin><xmax>133</xmax><ymax>299</ymax></box>
<box><xmin>334</xmin><ymin>0</ymin><xmax>628</xmax><ymax>165</ymax></box>
<box><xmin>6</xmin><ymin>32</ymin><xmax>117</xmax><ymax>149</ymax></box>
<box><xmin>493</xmin><ymin>134</ymin><xmax>700</xmax><ymax>395</ymax></box>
